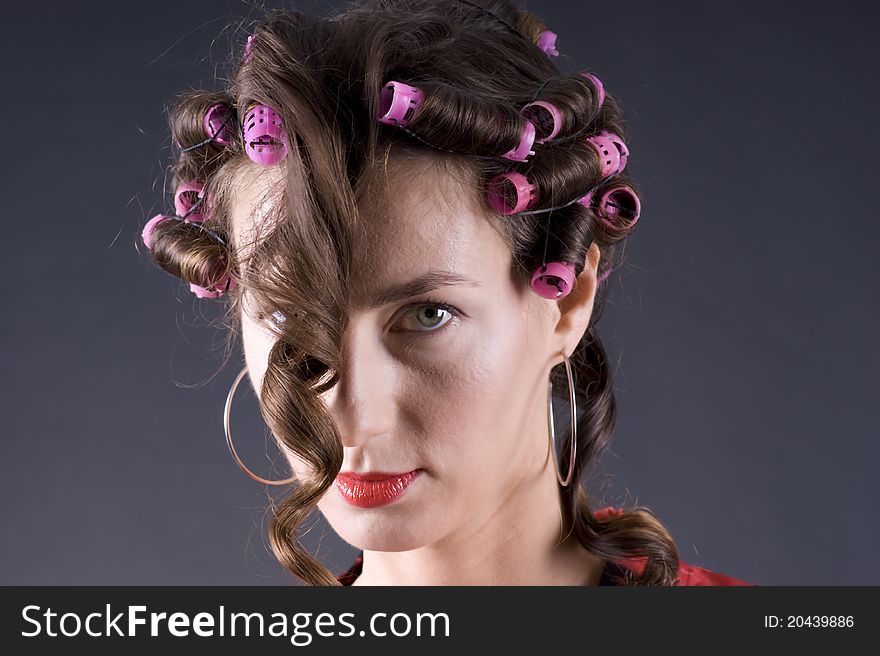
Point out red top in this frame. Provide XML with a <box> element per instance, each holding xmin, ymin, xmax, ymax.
<box><xmin>337</xmin><ymin>506</ymin><xmax>756</xmax><ymax>586</ymax></box>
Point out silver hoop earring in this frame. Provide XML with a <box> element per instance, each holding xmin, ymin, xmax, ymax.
<box><xmin>223</xmin><ymin>364</ymin><xmax>297</xmax><ymax>486</ymax></box>
<box><xmin>547</xmin><ymin>350</ymin><xmax>577</xmax><ymax>487</ymax></box>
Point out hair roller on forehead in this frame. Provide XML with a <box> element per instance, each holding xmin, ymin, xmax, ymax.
<box><xmin>170</xmin><ymin>94</ymin><xmax>237</xmax><ymax>175</ymax></box>
<box><xmin>501</xmin><ymin>119</ymin><xmax>536</xmax><ymax>162</ymax></box>
<box><xmin>508</xmin><ymin>71</ymin><xmax>607</xmax><ymax>150</ymax></box>
<box><xmin>598</xmin><ymin>130</ymin><xmax>629</xmax><ymax>173</ymax></box>
<box><xmin>531</xmin><ymin>261</ymin><xmax>576</xmax><ymax>299</ymax></box>
<box><xmin>202</xmin><ymin>103</ymin><xmax>236</xmax><ymax>147</ymax></box>
<box><xmin>375</xmin><ymin>79</ymin><xmax>537</xmax><ymax>162</ymax></box>
<box><xmin>580</xmin><ymin>72</ymin><xmax>605</xmax><ymax>110</ymax></box>
<box><xmin>141</xmin><ymin>210</ymin><xmax>235</xmax><ymax>299</ymax></box>
<box><xmin>520</xmin><ymin>100</ymin><xmax>562</xmax><ymax>143</ymax></box>
<box><xmin>586</xmin><ymin>132</ymin><xmax>622</xmax><ymax>178</ymax></box>
<box><xmin>597</xmin><ymin>184</ymin><xmax>641</xmax><ymax>231</ymax></box>
<box><xmin>191</xmin><ymin>275</ymin><xmax>236</xmax><ymax>299</ymax></box>
<box><xmin>141</xmin><ymin>214</ymin><xmax>172</xmax><ymax>251</ymax></box>
<box><xmin>174</xmin><ymin>181</ymin><xmax>206</xmax><ymax>222</ymax></box>
<box><xmin>172</xmin><ymin>93</ymin><xmax>238</xmax><ymax>156</ymax></box>
<box><xmin>536</xmin><ymin>30</ymin><xmax>559</xmax><ymax>57</ymax></box>
<box><xmin>487</xmin><ymin>171</ymin><xmax>539</xmax><ymax>215</ymax></box>
<box><xmin>242</xmin><ymin>103</ymin><xmax>288</xmax><ymax>165</ymax></box>
<box><xmin>577</xmin><ymin>189</ymin><xmax>595</xmax><ymax>209</ymax></box>
<box><xmin>189</xmin><ymin>250</ymin><xmax>236</xmax><ymax>298</ymax></box>
<box><xmin>377</xmin><ymin>81</ymin><xmax>424</xmax><ymax>126</ymax></box>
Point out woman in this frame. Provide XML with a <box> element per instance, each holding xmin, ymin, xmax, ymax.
<box><xmin>141</xmin><ymin>0</ymin><xmax>753</xmax><ymax>586</ymax></box>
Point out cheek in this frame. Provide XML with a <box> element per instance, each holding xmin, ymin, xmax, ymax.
<box><xmin>407</xmin><ymin>304</ymin><xmax>539</xmax><ymax>482</ymax></box>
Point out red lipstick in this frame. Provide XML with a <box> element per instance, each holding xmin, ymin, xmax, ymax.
<box><xmin>335</xmin><ymin>470</ymin><xmax>422</xmax><ymax>508</ymax></box>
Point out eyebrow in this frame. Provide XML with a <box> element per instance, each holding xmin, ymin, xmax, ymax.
<box><xmin>361</xmin><ymin>271</ymin><xmax>481</xmax><ymax>310</ymax></box>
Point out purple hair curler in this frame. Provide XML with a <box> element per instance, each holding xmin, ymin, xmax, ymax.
<box><xmin>142</xmin><ymin>214</ymin><xmax>172</xmax><ymax>250</ymax></box>
<box><xmin>580</xmin><ymin>72</ymin><xmax>605</xmax><ymax>110</ymax></box>
<box><xmin>243</xmin><ymin>104</ymin><xmax>288</xmax><ymax>165</ymax></box>
<box><xmin>597</xmin><ymin>185</ymin><xmax>641</xmax><ymax>231</ymax></box>
<box><xmin>190</xmin><ymin>283</ymin><xmax>219</xmax><ymax>299</ymax></box>
<box><xmin>598</xmin><ymin>130</ymin><xmax>629</xmax><ymax>174</ymax></box>
<box><xmin>190</xmin><ymin>277</ymin><xmax>235</xmax><ymax>299</ymax></box>
<box><xmin>502</xmin><ymin>120</ymin><xmax>536</xmax><ymax>162</ymax></box>
<box><xmin>531</xmin><ymin>261</ymin><xmax>577</xmax><ymax>300</ymax></box>
<box><xmin>536</xmin><ymin>30</ymin><xmax>559</xmax><ymax>57</ymax></box>
<box><xmin>586</xmin><ymin>133</ymin><xmax>621</xmax><ymax>178</ymax></box>
<box><xmin>577</xmin><ymin>189</ymin><xmax>595</xmax><ymax>209</ymax></box>
<box><xmin>190</xmin><ymin>267</ymin><xmax>236</xmax><ymax>299</ymax></box>
<box><xmin>521</xmin><ymin>100</ymin><xmax>563</xmax><ymax>144</ymax></box>
<box><xmin>203</xmin><ymin>103</ymin><xmax>235</xmax><ymax>146</ymax></box>
<box><xmin>174</xmin><ymin>181</ymin><xmax>206</xmax><ymax>223</ymax></box>
<box><xmin>487</xmin><ymin>171</ymin><xmax>539</xmax><ymax>215</ymax></box>
<box><xmin>377</xmin><ymin>81</ymin><xmax>424</xmax><ymax>126</ymax></box>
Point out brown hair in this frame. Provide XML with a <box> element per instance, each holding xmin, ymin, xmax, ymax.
<box><xmin>143</xmin><ymin>0</ymin><xmax>680</xmax><ymax>585</ymax></box>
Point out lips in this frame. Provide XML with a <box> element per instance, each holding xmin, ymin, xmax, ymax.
<box><xmin>335</xmin><ymin>470</ymin><xmax>422</xmax><ymax>508</ymax></box>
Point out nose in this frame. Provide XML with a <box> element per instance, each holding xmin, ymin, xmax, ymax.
<box><xmin>321</xmin><ymin>324</ymin><xmax>395</xmax><ymax>449</ymax></box>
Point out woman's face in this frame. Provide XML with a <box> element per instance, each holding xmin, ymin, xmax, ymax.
<box><xmin>231</xmin><ymin>155</ymin><xmax>599</xmax><ymax>553</ymax></box>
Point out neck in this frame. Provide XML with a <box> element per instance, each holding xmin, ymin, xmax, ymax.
<box><xmin>352</xmin><ymin>449</ymin><xmax>605</xmax><ymax>585</ymax></box>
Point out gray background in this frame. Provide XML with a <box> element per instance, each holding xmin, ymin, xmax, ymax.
<box><xmin>2</xmin><ymin>0</ymin><xmax>877</xmax><ymax>585</ymax></box>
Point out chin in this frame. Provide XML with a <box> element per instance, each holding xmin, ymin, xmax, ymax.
<box><xmin>319</xmin><ymin>493</ymin><xmax>439</xmax><ymax>552</ymax></box>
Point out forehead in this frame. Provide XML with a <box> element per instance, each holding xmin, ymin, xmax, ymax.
<box><xmin>229</xmin><ymin>154</ymin><xmax>511</xmax><ymax>307</ymax></box>
<box><xmin>347</xmin><ymin>156</ymin><xmax>506</xmax><ymax>303</ymax></box>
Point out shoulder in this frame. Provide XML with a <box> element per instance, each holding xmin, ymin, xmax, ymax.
<box><xmin>337</xmin><ymin>553</ymin><xmax>363</xmax><ymax>586</ymax></box>
<box><xmin>594</xmin><ymin>506</ymin><xmax>757</xmax><ymax>586</ymax></box>
<box><xmin>674</xmin><ymin>561</ymin><xmax>756</xmax><ymax>586</ymax></box>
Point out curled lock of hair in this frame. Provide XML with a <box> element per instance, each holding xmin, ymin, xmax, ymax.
<box><xmin>147</xmin><ymin>216</ymin><xmax>233</xmax><ymax>292</ymax></box>
<box><xmin>386</xmin><ymin>80</ymin><xmax>536</xmax><ymax>160</ymax></box>
<box><xmin>144</xmin><ymin>0</ymin><xmax>677</xmax><ymax>586</ymax></box>
<box><xmin>170</xmin><ymin>90</ymin><xmax>240</xmax><ymax>180</ymax></box>
<box><xmin>527</xmin><ymin>72</ymin><xmax>609</xmax><ymax>142</ymax></box>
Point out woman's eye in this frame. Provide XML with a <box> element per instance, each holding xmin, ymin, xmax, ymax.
<box><xmin>396</xmin><ymin>301</ymin><xmax>459</xmax><ymax>334</ymax></box>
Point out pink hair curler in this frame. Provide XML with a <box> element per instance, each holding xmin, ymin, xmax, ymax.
<box><xmin>536</xmin><ymin>30</ymin><xmax>559</xmax><ymax>57</ymax></box>
<box><xmin>577</xmin><ymin>189</ymin><xmax>595</xmax><ymax>209</ymax></box>
<box><xmin>174</xmin><ymin>181</ymin><xmax>206</xmax><ymax>223</ymax></box>
<box><xmin>586</xmin><ymin>133</ymin><xmax>621</xmax><ymax>178</ymax></box>
<box><xmin>189</xmin><ymin>278</ymin><xmax>235</xmax><ymax>298</ymax></box>
<box><xmin>142</xmin><ymin>214</ymin><xmax>172</xmax><ymax>250</ymax></box>
<box><xmin>521</xmin><ymin>100</ymin><xmax>562</xmax><ymax>144</ymax></box>
<box><xmin>487</xmin><ymin>171</ymin><xmax>539</xmax><ymax>215</ymax></box>
<box><xmin>244</xmin><ymin>34</ymin><xmax>255</xmax><ymax>62</ymax></box>
<box><xmin>580</xmin><ymin>72</ymin><xmax>605</xmax><ymax>110</ymax></box>
<box><xmin>243</xmin><ymin>104</ymin><xmax>288</xmax><ymax>165</ymax></box>
<box><xmin>531</xmin><ymin>262</ymin><xmax>577</xmax><ymax>300</ymax></box>
<box><xmin>502</xmin><ymin>120</ymin><xmax>536</xmax><ymax>162</ymax></box>
<box><xmin>191</xmin><ymin>274</ymin><xmax>236</xmax><ymax>299</ymax></box>
<box><xmin>203</xmin><ymin>103</ymin><xmax>235</xmax><ymax>146</ymax></box>
<box><xmin>190</xmin><ymin>283</ymin><xmax>220</xmax><ymax>299</ymax></box>
<box><xmin>377</xmin><ymin>81</ymin><xmax>424</xmax><ymax>126</ymax></box>
<box><xmin>597</xmin><ymin>185</ymin><xmax>641</xmax><ymax>231</ymax></box>
<box><xmin>598</xmin><ymin>130</ymin><xmax>629</xmax><ymax>174</ymax></box>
